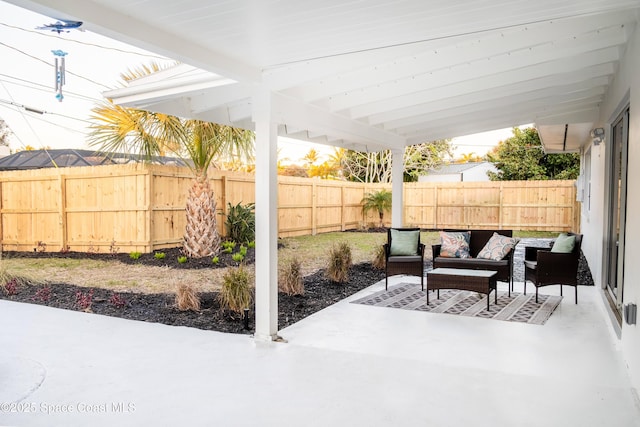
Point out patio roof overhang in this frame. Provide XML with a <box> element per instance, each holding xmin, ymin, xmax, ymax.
<box><xmin>6</xmin><ymin>0</ymin><xmax>639</xmax><ymax>153</ymax></box>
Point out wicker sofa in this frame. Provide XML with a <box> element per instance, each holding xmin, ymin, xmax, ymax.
<box><xmin>431</xmin><ymin>229</ymin><xmax>515</xmax><ymax>293</ymax></box>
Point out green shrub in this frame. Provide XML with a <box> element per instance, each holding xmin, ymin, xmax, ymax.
<box><xmin>177</xmin><ymin>256</ymin><xmax>188</xmax><ymax>264</ymax></box>
<box><xmin>219</xmin><ymin>265</ymin><xmax>253</xmax><ymax>314</ymax></box>
<box><xmin>247</xmin><ymin>240</ymin><xmax>256</xmax><ymax>248</ymax></box>
<box><xmin>154</xmin><ymin>252</ymin><xmax>166</xmax><ymax>260</ymax></box>
<box><xmin>212</xmin><ymin>256</ymin><xmax>220</xmax><ymax>264</ymax></box>
<box><xmin>232</xmin><ymin>252</ymin><xmax>245</xmax><ymax>263</ymax></box>
<box><xmin>222</xmin><ymin>241</ymin><xmax>236</xmax><ymax>253</ymax></box>
<box><xmin>279</xmin><ymin>258</ymin><xmax>304</xmax><ymax>296</ymax></box>
<box><xmin>129</xmin><ymin>251</ymin><xmax>142</xmax><ymax>260</ymax></box>
<box><xmin>325</xmin><ymin>241</ymin><xmax>352</xmax><ymax>283</ymax></box>
<box><xmin>223</xmin><ymin>202</ymin><xmax>255</xmax><ymax>244</ymax></box>
<box><xmin>239</xmin><ymin>245</ymin><xmax>248</xmax><ymax>256</ymax></box>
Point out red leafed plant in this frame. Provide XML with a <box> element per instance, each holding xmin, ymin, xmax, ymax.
<box><xmin>2</xmin><ymin>278</ymin><xmax>18</xmax><ymax>296</ymax></box>
<box><xmin>33</xmin><ymin>286</ymin><xmax>51</xmax><ymax>303</ymax></box>
<box><xmin>109</xmin><ymin>292</ymin><xmax>126</xmax><ymax>309</ymax></box>
<box><xmin>75</xmin><ymin>289</ymin><xmax>94</xmax><ymax>311</ymax></box>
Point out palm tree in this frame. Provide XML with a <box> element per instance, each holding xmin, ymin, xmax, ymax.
<box><xmin>302</xmin><ymin>148</ymin><xmax>320</xmax><ymax>167</ymax></box>
<box><xmin>456</xmin><ymin>152</ymin><xmax>478</xmax><ymax>163</ymax></box>
<box><xmin>89</xmin><ymin>68</ymin><xmax>254</xmax><ymax>257</ymax></box>
<box><xmin>362</xmin><ymin>189</ymin><xmax>392</xmax><ymax>228</ymax></box>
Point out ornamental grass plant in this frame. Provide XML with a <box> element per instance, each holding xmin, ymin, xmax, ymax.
<box><xmin>325</xmin><ymin>241</ymin><xmax>352</xmax><ymax>283</ymax></box>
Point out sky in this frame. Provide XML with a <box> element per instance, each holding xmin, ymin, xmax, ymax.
<box><xmin>0</xmin><ymin>1</ymin><xmax>519</xmax><ymax>164</ymax></box>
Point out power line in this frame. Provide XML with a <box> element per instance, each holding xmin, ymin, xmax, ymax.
<box><xmin>0</xmin><ymin>81</ymin><xmax>44</xmax><ymax>147</ymax></box>
<box><xmin>0</xmin><ymin>41</ymin><xmax>111</xmax><ymax>89</ymax></box>
<box><xmin>0</xmin><ymin>102</ymin><xmax>87</xmax><ymax>134</ymax></box>
<box><xmin>0</xmin><ymin>21</ymin><xmax>168</xmax><ymax>60</ymax></box>
<box><xmin>0</xmin><ymin>98</ymin><xmax>93</xmax><ymax>124</ymax></box>
<box><xmin>0</xmin><ymin>73</ymin><xmax>103</xmax><ymax>102</ymax></box>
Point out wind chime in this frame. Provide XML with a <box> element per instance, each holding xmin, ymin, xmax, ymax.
<box><xmin>52</xmin><ymin>49</ymin><xmax>67</xmax><ymax>102</ymax></box>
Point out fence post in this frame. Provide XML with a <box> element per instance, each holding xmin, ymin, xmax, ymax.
<box><xmin>341</xmin><ymin>185</ymin><xmax>346</xmax><ymax>231</ymax></box>
<box><xmin>221</xmin><ymin>174</ymin><xmax>228</xmax><ymax>237</ymax></box>
<box><xmin>499</xmin><ymin>182</ymin><xmax>504</xmax><ymax>229</ymax></box>
<box><xmin>147</xmin><ymin>168</ymin><xmax>153</xmax><ymax>252</ymax></box>
<box><xmin>58</xmin><ymin>174</ymin><xmax>67</xmax><ymax>251</ymax></box>
<box><xmin>312</xmin><ymin>179</ymin><xmax>317</xmax><ymax>235</ymax></box>
<box><xmin>573</xmin><ymin>190</ymin><xmax>581</xmax><ymax>233</ymax></box>
<box><xmin>433</xmin><ymin>184</ymin><xmax>438</xmax><ymax>229</ymax></box>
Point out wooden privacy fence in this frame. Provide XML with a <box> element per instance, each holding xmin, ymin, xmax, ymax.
<box><xmin>0</xmin><ymin>164</ymin><xmax>579</xmax><ymax>253</ymax></box>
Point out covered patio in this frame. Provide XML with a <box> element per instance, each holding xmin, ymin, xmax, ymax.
<box><xmin>1</xmin><ymin>276</ymin><xmax>638</xmax><ymax>426</ymax></box>
<box><xmin>9</xmin><ymin>0</ymin><xmax>636</xmax><ymax>339</ymax></box>
<box><xmin>5</xmin><ymin>0</ymin><xmax>640</xmax><ymax>406</ymax></box>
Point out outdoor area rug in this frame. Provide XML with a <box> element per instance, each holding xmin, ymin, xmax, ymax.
<box><xmin>351</xmin><ymin>283</ymin><xmax>562</xmax><ymax>325</ymax></box>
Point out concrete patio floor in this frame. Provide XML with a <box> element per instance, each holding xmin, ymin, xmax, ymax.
<box><xmin>1</xmin><ymin>277</ymin><xmax>639</xmax><ymax>427</ymax></box>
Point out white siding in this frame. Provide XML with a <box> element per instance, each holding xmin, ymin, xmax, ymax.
<box><xmin>583</xmin><ymin>21</ymin><xmax>640</xmax><ymax>391</ymax></box>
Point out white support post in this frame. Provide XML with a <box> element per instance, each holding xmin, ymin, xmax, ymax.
<box><xmin>391</xmin><ymin>148</ymin><xmax>404</xmax><ymax>228</ymax></box>
<box><xmin>253</xmin><ymin>89</ymin><xmax>279</xmax><ymax>341</ymax></box>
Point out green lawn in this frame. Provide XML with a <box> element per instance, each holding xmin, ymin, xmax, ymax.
<box><xmin>1</xmin><ymin>230</ymin><xmax>557</xmax><ymax>292</ymax></box>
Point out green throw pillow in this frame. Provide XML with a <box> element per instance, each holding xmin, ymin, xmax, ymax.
<box><xmin>551</xmin><ymin>233</ymin><xmax>576</xmax><ymax>253</ymax></box>
<box><xmin>390</xmin><ymin>229</ymin><xmax>419</xmax><ymax>256</ymax></box>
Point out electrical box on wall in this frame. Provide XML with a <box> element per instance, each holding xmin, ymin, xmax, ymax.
<box><xmin>624</xmin><ymin>303</ymin><xmax>637</xmax><ymax>325</ymax></box>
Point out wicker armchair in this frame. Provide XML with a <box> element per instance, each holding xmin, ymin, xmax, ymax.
<box><xmin>524</xmin><ymin>233</ymin><xmax>583</xmax><ymax>303</ymax></box>
<box><xmin>384</xmin><ymin>228</ymin><xmax>425</xmax><ymax>290</ymax></box>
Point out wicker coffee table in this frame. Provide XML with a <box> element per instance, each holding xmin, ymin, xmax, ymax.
<box><xmin>426</xmin><ymin>268</ymin><xmax>498</xmax><ymax>310</ymax></box>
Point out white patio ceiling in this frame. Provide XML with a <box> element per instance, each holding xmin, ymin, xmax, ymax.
<box><xmin>9</xmin><ymin>0</ymin><xmax>640</xmax><ymax>153</ymax></box>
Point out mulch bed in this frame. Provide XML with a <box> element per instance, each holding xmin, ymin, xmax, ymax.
<box><xmin>1</xmin><ymin>248</ymin><xmax>385</xmax><ymax>335</ymax></box>
<box><xmin>4</xmin><ymin>246</ymin><xmax>254</xmax><ymax>270</ymax></box>
<box><xmin>1</xmin><ymin>237</ymin><xmax>595</xmax><ymax>334</ymax></box>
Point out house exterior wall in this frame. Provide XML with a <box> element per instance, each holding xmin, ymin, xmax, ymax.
<box><xmin>461</xmin><ymin>163</ymin><xmax>496</xmax><ymax>181</ymax></box>
<box><xmin>583</xmin><ymin>20</ymin><xmax>640</xmax><ymax>392</ymax></box>
<box><xmin>418</xmin><ymin>173</ymin><xmax>462</xmax><ymax>182</ymax></box>
<box><xmin>418</xmin><ymin>163</ymin><xmax>496</xmax><ymax>182</ymax></box>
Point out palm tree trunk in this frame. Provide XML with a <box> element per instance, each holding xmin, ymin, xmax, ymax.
<box><xmin>379</xmin><ymin>210</ymin><xmax>384</xmax><ymax>228</ymax></box>
<box><xmin>183</xmin><ymin>172</ymin><xmax>220</xmax><ymax>257</ymax></box>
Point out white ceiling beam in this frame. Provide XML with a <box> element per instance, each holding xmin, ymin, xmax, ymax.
<box><xmin>104</xmin><ymin>79</ymin><xmax>236</xmax><ymax>108</ymax></box>
<box><xmin>369</xmin><ymin>63</ymin><xmax>614</xmax><ymax>125</ymax></box>
<box><xmin>384</xmin><ymin>79</ymin><xmax>608</xmax><ymax>131</ymax></box>
<box><xmin>349</xmin><ymin>48</ymin><xmax>618</xmax><ymax>120</ymax></box>
<box><xmin>404</xmin><ymin>101</ymin><xmax>601</xmax><ymax>144</ymax></box>
<box><xmin>188</xmin><ymin>83</ymin><xmax>254</xmax><ymax>114</ymax></box>
<box><xmin>193</xmin><ymin>107</ymin><xmax>235</xmax><ymax>127</ymax></box>
<box><xmin>536</xmin><ymin>108</ymin><xmax>600</xmax><ymax>125</ymax></box>
<box><xmin>270</xmin><ymin>93</ymin><xmax>406</xmax><ymax>151</ymax></box>
<box><xmin>406</xmin><ymin>98</ymin><xmax>602</xmax><ymax>138</ymax></box>
<box><xmin>416</xmin><ymin>97</ymin><xmax>603</xmax><ymax>137</ymax></box>
<box><xmin>123</xmin><ymin>98</ymin><xmax>192</xmax><ymax>118</ymax></box>
<box><xmin>263</xmin><ymin>36</ymin><xmax>466</xmax><ymax>91</ymax></box>
<box><xmin>337</xmin><ymin>36</ymin><xmax>622</xmax><ymax>115</ymax></box>
<box><xmin>394</xmin><ymin>89</ymin><xmax>605</xmax><ymax>136</ymax></box>
<box><xmin>294</xmin><ymin>11</ymin><xmax>632</xmax><ymax>102</ymax></box>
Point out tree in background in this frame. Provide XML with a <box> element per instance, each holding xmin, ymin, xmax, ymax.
<box><xmin>89</xmin><ymin>65</ymin><xmax>254</xmax><ymax>258</ymax></box>
<box><xmin>280</xmin><ymin>147</ymin><xmax>342</xmax><ymax>179</ymax></box>
<box><xmin>361</xmin><ymin>189</ymin><xmax>392</xmax><ymax>228</ymax></box>
<box><xmin>486</xmin><ymin>127</ymin><xmax>579</xmax><ymax>181</ymax></box>
<box><xmin>0</xmin><ymin>118</ymin><xmax>11</xmax><ymax>148</ymax></box>
<box><xmin>340</xmin><ymin>140</ymin><xmax>452</xmax><ymax>183</ymax></box>
<box><xmin>455</xmin><ymin>152</ymin><xmax>483</xmax><ymax>163</ymax></box>
<box><xmin>279</xmin><ymin>163</ymin><xmax>308</xmax><ymax>177</ymax></box>
<box><xmin>302</xmin><ymin>148</ymin><xmax>320</xmax><ymax>168</ymax></box>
